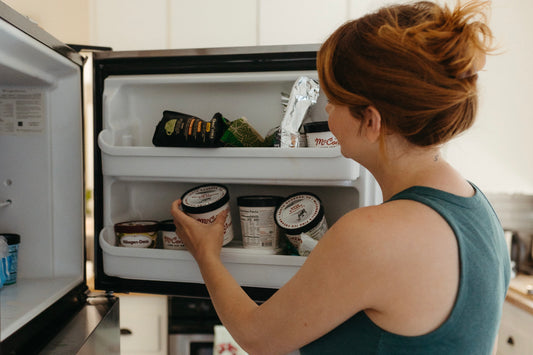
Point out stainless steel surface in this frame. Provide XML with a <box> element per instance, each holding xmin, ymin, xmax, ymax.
<box><xmin>0</xmin><ymin>1</ymin><xmax>84</xmax><ymax>67</ymax></box>
<box><xmin>93</xmin><ymin>43</ymin><xmax>320</xmax><ymax>60</ymax></box>
<box><xmin>39</xmin><ymin>295</ymin><xmax>120</xmax><ymax>355</ymax></box>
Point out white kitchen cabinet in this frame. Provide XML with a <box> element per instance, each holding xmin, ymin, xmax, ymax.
<box><xmin>91</xmin><ymin>0</ymin><xmax>257</xmax><ymax>50</ymax></box>
<box><xmin>169</xmin><ymin>0</ymin><xmax>257</xmax><ymax>49</ymax></box>
<box><xmin>348</xmin><ymin>0</ymin><xmax>460</xmax><ymax>19</ymax></box>
<box><xmin>119</xmin><ymin>294</ymin><xmax>168</xmax><ymax>355</ymax></box>
<box><xmin>91</xmin><ymin>0</ymin><xmax>168</xmax><ymax>50</ymax></box>
<box><xmin>497</xmin><ymin>302</ymin><xmax>533</xmax><ymax>355</ymax></box>
<box><xmin>258</xmin><ymin>0</ymin><xmax>347</xmax><ymax>45</ymax></box>
<box><xmin>348</xmin><ymin>0</ymin><xmax>394</xmax><ymax>18</ymax></box>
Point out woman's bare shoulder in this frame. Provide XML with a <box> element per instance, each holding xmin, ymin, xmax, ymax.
<box><xmin>329</xmin><ymin>200</ymin><xmax>432</xmax><ymax>244</ymax></box>
<box><xmin>323</xmin><ymin>199</ymin><xmax>456</xmax><ymax>286</ymax></box>
<box><xmin>323</xmin><ymin>199</ymin><xmax>458</xmax><ymax>311</ymax></box>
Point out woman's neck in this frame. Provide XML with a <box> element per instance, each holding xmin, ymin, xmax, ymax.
<box><xmin>361</xmin><ymin>139</ymin><xmax>472</xmax><ymax>201</ymax></box>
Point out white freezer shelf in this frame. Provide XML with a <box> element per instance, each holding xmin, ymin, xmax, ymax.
<box><xmin>100</xmin><ymin>227</ymin><xmax>305</xmax><ymax>289</ymax></box>
<box><xmin>98</xmin><ymin>129</ymin><xmax>360</xmax><ymax>184</ymax></box>
<box><xmin>0</xmin><ymin>276</ymin><xmax>83</xmax><ymax>341</ymax></box>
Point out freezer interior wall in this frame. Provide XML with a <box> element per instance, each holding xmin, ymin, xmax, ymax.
<box><xmin>0</xmin><ymin>17</ymin><xmax>84</xmax><ymax>280</ymax></box>
<box><xmin>102</xmin><ymin>71</ymin><xmax>329</xmax><ymax>147</ymax></box>
<box><xmin>0</xmin><ymin>17</ymin><xmax>84</xmax><ymax>341</ymax></box>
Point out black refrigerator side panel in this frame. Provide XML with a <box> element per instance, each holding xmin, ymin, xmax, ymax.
<box><xmin>92</xmin><ymin>48</ymin><xmax>318</xmax><ymax>301</ymax></box>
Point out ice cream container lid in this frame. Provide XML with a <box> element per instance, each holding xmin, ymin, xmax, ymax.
<box><xmin>303</xmin><ymin>121</ymin><xmax>330</xmax><ymax>133</ymax></box>
<box><xmin>237</xmin><ymin>195</ymin><xmax>283</xmax><ymax>208</ymax></box>
<box><xmin>0</xmin><ymin>233</ymin><xmax>20</xmax><ymax>245</ymax></box>
<box><xmin>181</xmin><ymin>183</ymin><xmax>230</xmax><ymax>214</ymax></box>
<box><xmin>159</xmin><ymin>219</ymin><xmax>176</xmax><ymax>231</ymax></box>
<box><xmin>114</xmin><ymin>220</ymin><xmax>159</xmax><ymax>233</ymax></box>
<box><xmin>274</xmin><ymin>192</ymin><xmax>324</xmax><ymax>235</ymax></box>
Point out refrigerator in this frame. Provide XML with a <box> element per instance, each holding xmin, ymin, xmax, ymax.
<box><xmin>1</xmin><ymin>1</ymin><xmax>381</xmax><ymax>353</ymax></box>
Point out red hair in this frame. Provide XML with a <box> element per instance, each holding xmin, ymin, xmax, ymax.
<box><xmin>317</xmin><ymin>0</ymin><xmax>494</xmax><ymax>147</ymax></box>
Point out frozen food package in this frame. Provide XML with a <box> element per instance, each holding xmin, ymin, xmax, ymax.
<box><xmin>265</xmin><ymin>126</ymin><xmax>307</xmax><ymax>147</ymax></box>
<box><xmin>281</xmin><ymin>92</ymin><xmax>290</xmax><ymax>114</ymax></box>
<box><xmin>220</xmin><ymin>117</ymin><xmax>265</xmax><ymax>147</ymax></box>
<box><xmin>152</xmin><ymin>110</ymin><xmax>230</xmax><ymax>147</ymax></box>
<box><xmin>0</xmin><ymin>236</ymin><xmax>8</xmax><ymax>288</ymax></box>
<box><xmin>264</xmin><ymin>126</ymin><xmax>280</xmax><ymax>147</ymax></box>
<box><xmin>279</xmin><ymin>76</ymin><xmax>320</xmax><ymax>148</ymax></box>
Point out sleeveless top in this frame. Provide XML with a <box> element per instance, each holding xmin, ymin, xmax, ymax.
<box><xmin>300</xmin><ymin>184</ymin><xmax>510</xmax><ymax>355</ymax></box>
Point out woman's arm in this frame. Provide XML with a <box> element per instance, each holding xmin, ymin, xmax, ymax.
<box><xmin>171</xmin><ymin>198</ymin><xmax>462</xmax><ymax>353</ymax></box>
<box><xmin>171</xmin><ymin>200</ymin><xmax>385</xmax><ymax>355</ymax></box>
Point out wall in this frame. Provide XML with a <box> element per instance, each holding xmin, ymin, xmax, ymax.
<box><xmin>446</xmin><ymin>0</ymin><xmax>533</xmax><ymax>194</ymax></box>
<box><xmin>3</xmin><ymin>0</ymin><xmax>90</xmax><ymax>44</ymax></box>
<box><xmin>3</xmin><ymin>0</ymin><xmax>533</xmax><ymax>195</ymax></box>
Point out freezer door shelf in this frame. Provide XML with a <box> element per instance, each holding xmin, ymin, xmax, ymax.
<box><xmin>99</xmin><ymin>227</ymin><xmax>305</xmax><ymax>289</ymax></box>
<box><xmin>98</xmin><ymin>129</ymin><xmax>360</xmax><ymax>185</ymax></box>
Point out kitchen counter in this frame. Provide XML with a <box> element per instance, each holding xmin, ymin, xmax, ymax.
<box><xmin>506</xmin><ymin>274</ymin><xmax>533</xmax><ymax>315</ymax></box>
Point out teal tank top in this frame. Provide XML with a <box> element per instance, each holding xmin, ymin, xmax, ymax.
<box><xmin>301</xmin><ymin>184</ymin><xmax>510</xmax><ymax>355</ymax></box>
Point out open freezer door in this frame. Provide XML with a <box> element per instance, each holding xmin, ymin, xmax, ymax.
<box><xmin>91</xmin><ymin>46</ymin><xmax>382</xmax><ymax>301</ymax></box>
<box><xmin>0</xmin><ymin>1</ymin><xmax>90</xmax><ymax>352</ymax></box>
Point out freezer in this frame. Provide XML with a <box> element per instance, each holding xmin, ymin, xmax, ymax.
<box><xmin>91</xmin><ymin>47</ymin><xmax>381</xmax><ymax>299</ymax></box>
<box><xmin>1</xmin><ymin>0</ymin><xmax>382</xmax><ymax>352</ymax></box>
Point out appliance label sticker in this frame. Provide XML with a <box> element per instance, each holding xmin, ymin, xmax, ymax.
<box><xmin>0</xmin><ymin>88</ymin><xmax>45</xmax><ymax>134</ymax></box>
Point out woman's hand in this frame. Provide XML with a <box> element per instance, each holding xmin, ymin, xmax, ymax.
<box><xmin>170</xmin><ymin>199</ymin><xmax>228</xmax><ymax>263</ymax></box>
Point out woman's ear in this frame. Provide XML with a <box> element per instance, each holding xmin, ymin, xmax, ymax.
<box><xmin>362</xmin><ymin>106</ymin><xmax>381</xmax><ymax>143</ymax></box>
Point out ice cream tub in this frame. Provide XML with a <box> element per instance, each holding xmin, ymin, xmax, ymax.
<box><xmin>115</xmin><ymin>220</ymin><xmax>158</xmax><ymax>248</ymax></box>
<box><xmin>238</xmin><ymin>195</ymin><xmax>283</xmax><ymax>253</ymax></box>
<box><xmin>180</xmin><ymin>184</ymin><xmax>234</xmax><ymax>246</ymax></box>
<box><xmin>159</xmin><ymin>219</ymin><xmax>186</xmax><ymax>250</ymax></box>
<box><xmin>303</xmin><ymin>121</ymin><xmax>338</xmax><ymax>148</ymax></box>
<box><xmin>274</xmin><ymin>192</ymin><xmax>328</xmax><ymax>256</ymax></box>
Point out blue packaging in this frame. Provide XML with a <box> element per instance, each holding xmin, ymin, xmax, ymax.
<box><xmin>0</xmin><ymin>234</ymin><xmax>20</xmax><ymax>285</ymax></box>
<box><xmin>0</xmin><ymin>237</ymin><xmax>8</xmax><ymax>288</ymax></box>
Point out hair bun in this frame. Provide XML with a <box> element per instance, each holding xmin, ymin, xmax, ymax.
<box><xmin>425</xmin><ymin>0</ymin><xmax>493</xmax><ymax>80</ymax></box>
<box><xmin>457</xmin><ymin>52</ymin><xmax>486</xmax><ymax>79</ymax></box>
<box><xmin>377</xmin><ymin>1</ymin><xmax>493</xmax><ymax>80</ymax></box>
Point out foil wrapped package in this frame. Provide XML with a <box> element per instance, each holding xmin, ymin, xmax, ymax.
<box><xmin>280</xmin><ymin>76</ymin><xmax>320</xmax><ymax>148</ymax></box>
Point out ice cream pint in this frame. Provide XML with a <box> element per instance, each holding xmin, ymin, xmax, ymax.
<box><xmin>303</xmin><ymin>121</ymin><xmax>338</xmax><ymax>148</ymax></box>
<box><xmin>274</xmin><ymin>192</ymin><xmax>328</xmax><ymax>255</ymax></box>
<box><xmin>159</xmin><ymin>220</ymin><xmax>186</xmax><ymax>250</ymax></box>
<box><xmin>180</xmin><ymin>184</ymin><xmax>234</xmax><ymax>246</ymax></box>
<box><xmin>115</xmin><ymin>220</ymin><xmax>158</xmax><ymax>248</ymax></box>
<box><xmin>238</xmin><ymin>195</ymin><xmax>283</xmax><ymax>252</ymax></box>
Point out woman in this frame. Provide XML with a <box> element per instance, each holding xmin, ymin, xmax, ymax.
<box><xmin>171</xmin><ymin>1</ymin><xmax>510</xmax><ymax>354</ymax></box>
